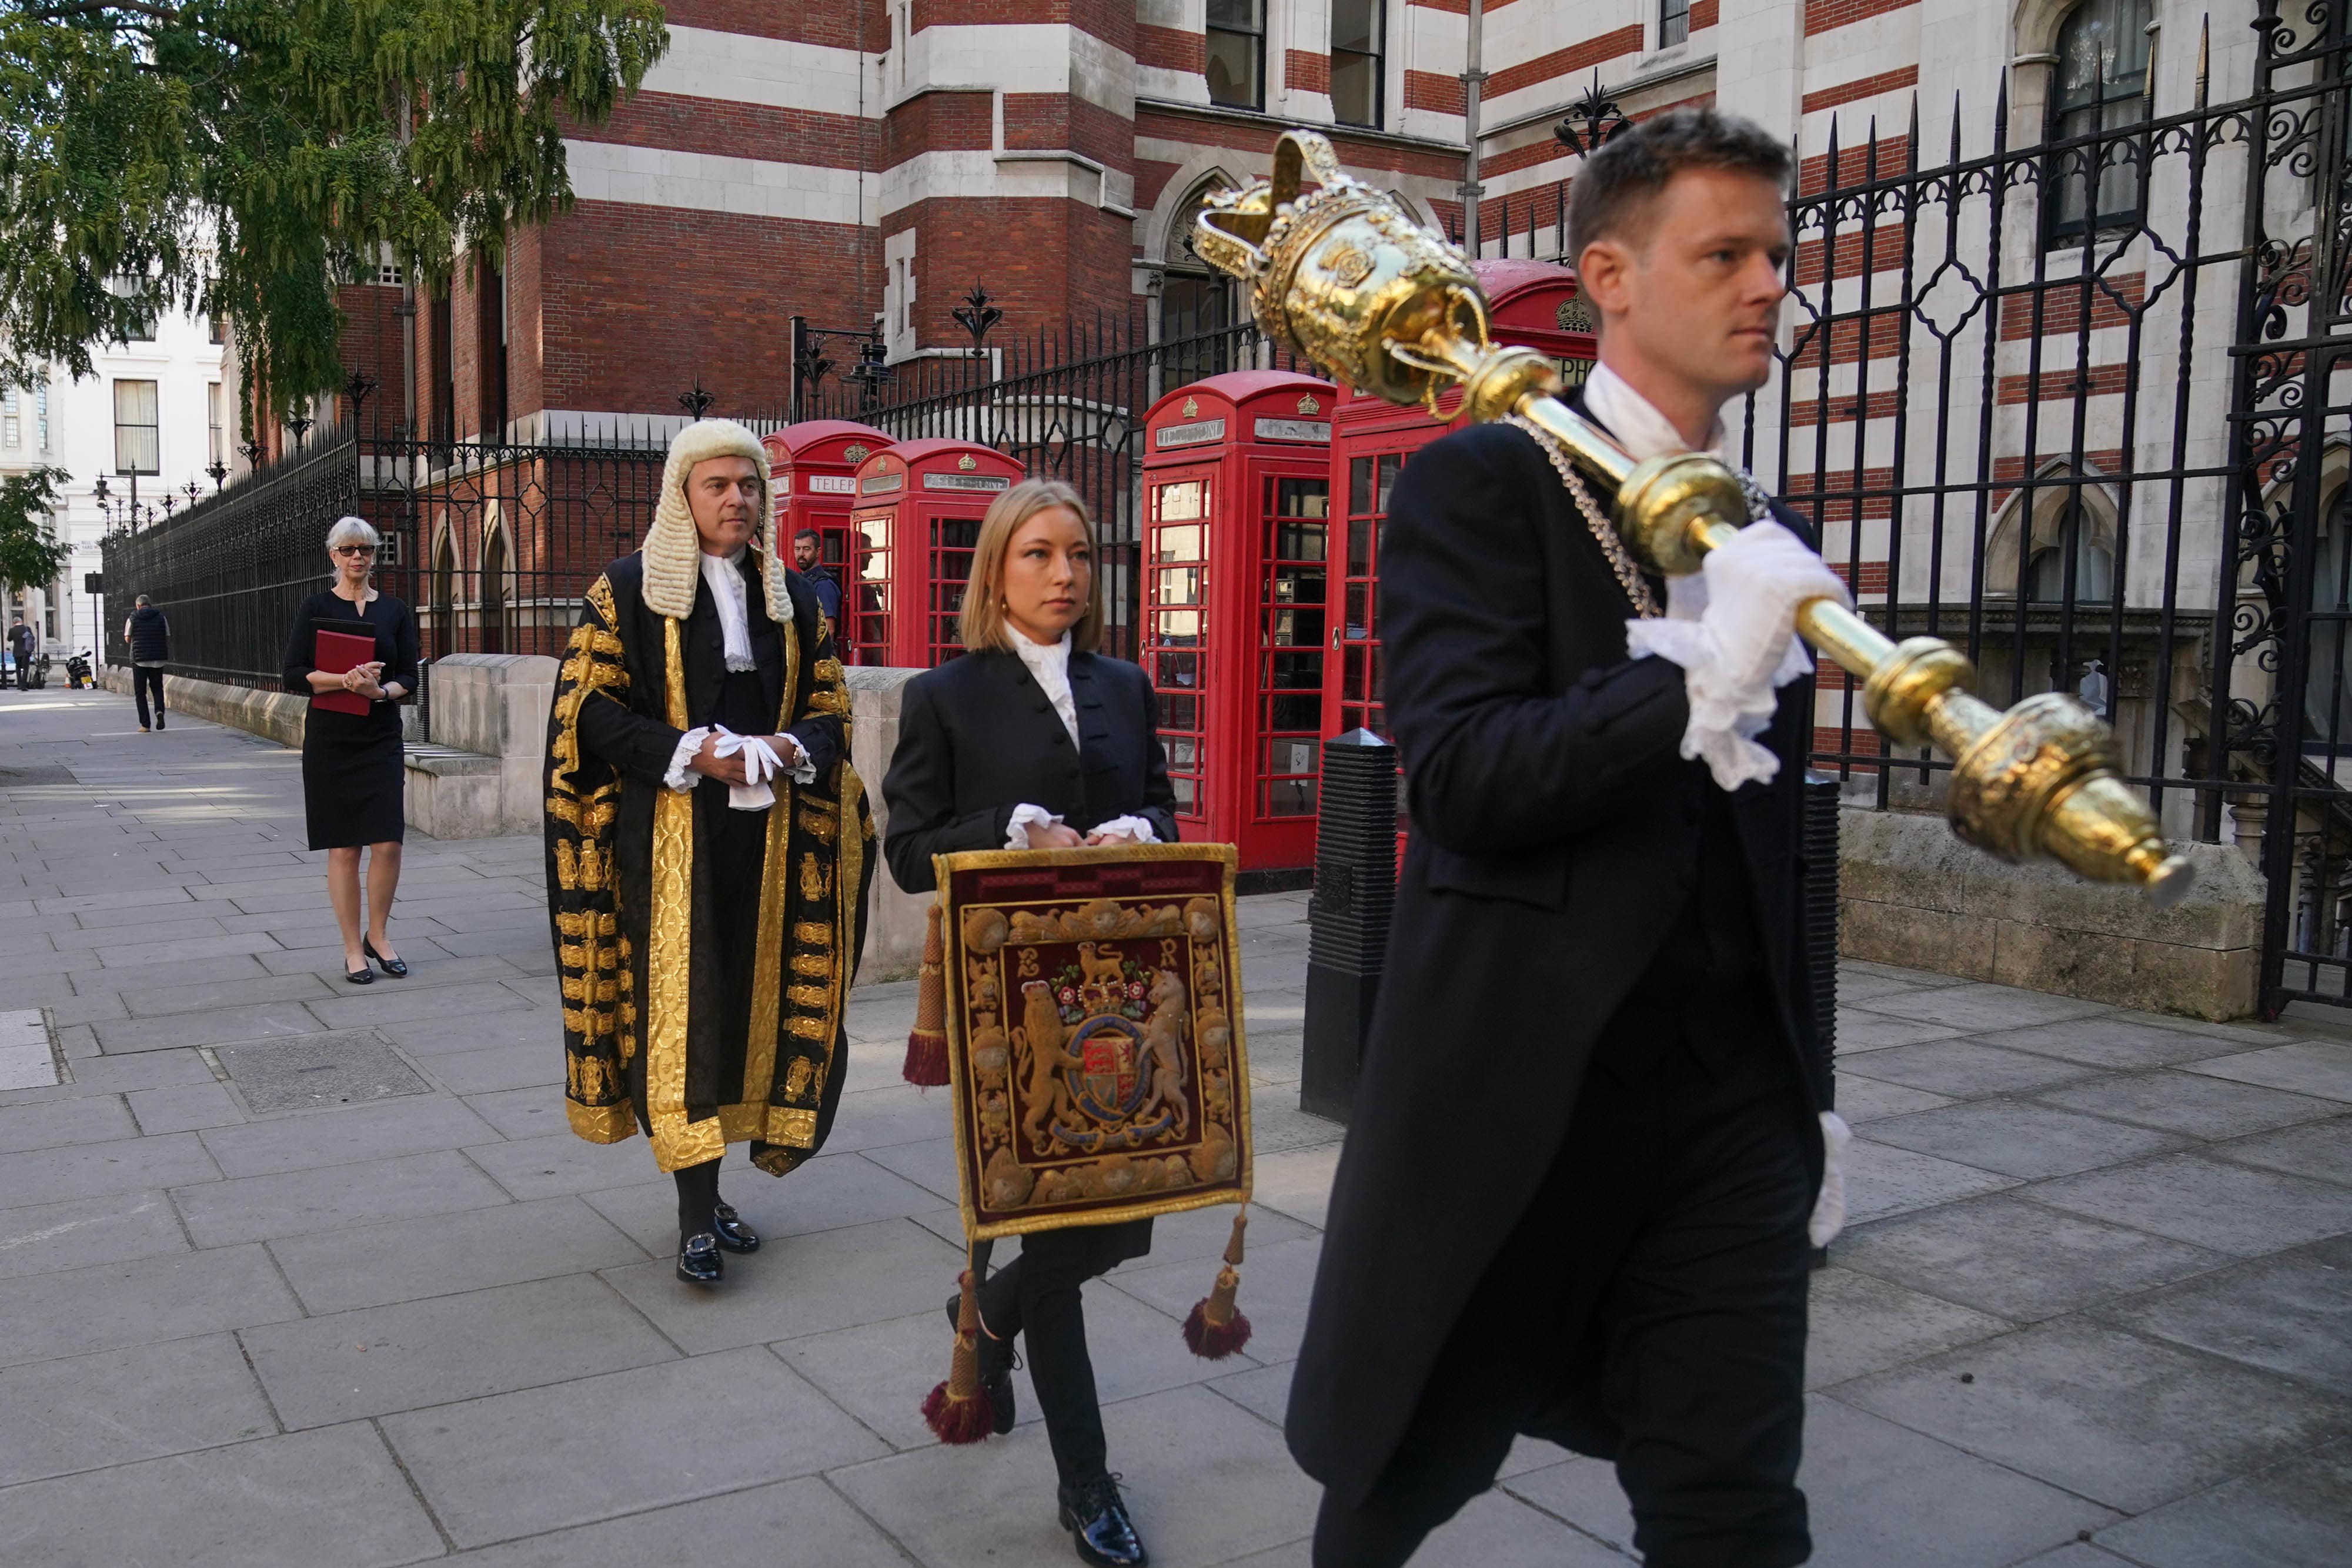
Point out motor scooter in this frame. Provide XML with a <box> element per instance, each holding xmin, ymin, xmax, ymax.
<box><xmin>64</xmin><ymin>649</ymin><xmax>93</xmax><ymax>690</ymax></box>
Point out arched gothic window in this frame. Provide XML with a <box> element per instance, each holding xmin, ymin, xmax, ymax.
<box><xmin>2046</xmin><ymin>0</ymin><xmax>2153</xmax><ymax>240</ymax></box>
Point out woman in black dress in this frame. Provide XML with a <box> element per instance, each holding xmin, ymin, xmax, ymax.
<box><xmin>283</xmin><ymin>516</ymin><xmax>418</xmax><ymax>985</ymax></box>
<box><xmin>884</xmin><ymin>478</ymin><xmax>1177</xmax><ymax>1568</ymax></box>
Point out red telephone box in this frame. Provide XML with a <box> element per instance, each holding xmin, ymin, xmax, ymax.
<box><xmin>848</xmin><ymin>439</ymin><xmax>1027</xmax><ymax>668</ymax></box>
<box><xmin>1326</xmin><ymin>259</ymin><xmax>1596</xmax><ymax>738</ymax></box>
<box><xmin>1140</xmin><ymin>369</ymin><xmax>1339</xmax><ymax>870</ymax></box>
<box><xmin>763</xmin><ymin>420</ymin><xmax>888</xmax><ymax>658</ymax></box>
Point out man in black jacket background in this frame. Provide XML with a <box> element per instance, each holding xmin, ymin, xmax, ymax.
<box><xmin>123</xmin><ymin>594</ymin><xmax>170</xmax><ymax>730</ymax></box>
<box><xmin>1287</xmin><ymin>110</ymin><xmax>1846</xmax><ymax>1567</ymax></box>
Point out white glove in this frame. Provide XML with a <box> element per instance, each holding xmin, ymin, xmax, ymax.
<box><xmin>710</xmin><ymin>727</ymin><xmax>786</xmax><ymax>811</ymax></box>
<box><xmin>1810</xmin><ymin>1111</ymin><xmax>1853</xmax><ymax>1247</ymax></box>
<box><xmin>1626</xmin><ymin>520</ymin><xmax>1850</xmax><ymax>790</ymax></box>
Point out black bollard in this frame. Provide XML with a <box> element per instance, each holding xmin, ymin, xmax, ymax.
<box><xmin>1300</xmin><ymin>729</ymin><xmax>1398</xmax><ymax>1123</ymax></box>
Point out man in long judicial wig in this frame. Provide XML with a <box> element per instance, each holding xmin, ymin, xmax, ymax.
<box><xmin>1287</xmin><ymin>110</ymin><xmax>1852</xmax><ymax>1566</ymax></box>
<box><xmin>544</xmin><ymin>417</ymin><xmax>874</xmax><ymax>1285</ymax></box>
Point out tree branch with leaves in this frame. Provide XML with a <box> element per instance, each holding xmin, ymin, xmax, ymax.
<box><xmin>0</xmin><ymin>0</ymin><xmax>669</xmax><ymax>429</ymax></box>
<box><xmin>0</xmin><ymin>466</ymin><xmax>71</xmax><ymax>591</ymax></box>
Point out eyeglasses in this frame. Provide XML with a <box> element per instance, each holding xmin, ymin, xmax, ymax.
<box><xmin>333</xmin><ymin>545</ymin><xmax>376</xmax><ymax>557</ymax></box>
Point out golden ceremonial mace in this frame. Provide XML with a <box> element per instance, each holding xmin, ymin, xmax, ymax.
<box><xmin>1195</xmin><ymin>131</ymin><xmax>2193</xmax><ymax>907</ymax></box>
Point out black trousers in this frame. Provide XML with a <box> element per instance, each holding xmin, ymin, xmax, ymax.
<box><xmin>132</xmin><ymin>666</ymin><xmax>165</xmax><ymax>726</ymax></box>
<box><xmin>977</xmin><ymin>1220</ymin><xmax>1151</xmax><ymax>1488</ymax></box>
<box><xmin>1314</xmin><ymin>1007</ymin><xmax>1816</xmax><ymax>1568</ymax></box>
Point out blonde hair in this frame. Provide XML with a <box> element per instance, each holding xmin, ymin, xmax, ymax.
<box><xmin>958</xmin><ymin>477</ymin><xmax>1104</xmax><ymax>654</ymax></box>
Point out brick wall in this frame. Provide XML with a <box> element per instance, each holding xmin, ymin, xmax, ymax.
<box><xmin>897</xmin><ymin>196</ymin><xmax>1137</xmax><ymax>335</ymax></box>
<box><xmin>332</xmin><ymin>285</ymin><xmax>409</xmax><ymax>433</ymax></box>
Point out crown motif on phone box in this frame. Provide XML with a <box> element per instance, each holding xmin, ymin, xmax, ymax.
<box><xmin>844</xmin><ymin>443</ymin><xmax>870</xmax><ymax>462</ymax></box>
<box><xmin>1555</xmin><ymin>297</ymin><xmax>1595</xmax><ymax>333</ymax></box>
<box><xmin>1182</xmin><ymin>397</ymin><xmax>1199</xmax><ymax>417</ymax></box>
<box><xmin>1298</xmin><ymin>394</ymin><xmax>1321</xmax><ymax>414</ymax></box>
<box><xmin>958</xmin><ymin>454</ymin><xmax>977</xmax><ymax>470</ymax></box>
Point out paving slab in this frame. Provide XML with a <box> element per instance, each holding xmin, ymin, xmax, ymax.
<box><xmin>1971</xmin><ymin>1015</ymin><xmax>2249</xmax><ymax>1071</ymax></box>
<box><xmin>443</xmin><ymin>1476</ymin><xmax>918</xmax><ymax>1568</ymax></box>
<box><xmin>1832</xmin><ymin>1193</ymin><xmax>2231</xmax><ymax>1321</ymax></box>
<box><xmin>1834</xmin><ymin>1318</ymin><xmax>2346</xmax><ymax>1513</ymax></box>
<box><xmin>197</xmin><ymin>1093</ymin><xmax>499</xmax><ymax>1178</ymax></box>
<box><xmin>1845</xmin><ymin>981</ymin><xmax>2113</xmax><ymax>1032</ymax></box>
<box><xmin>266</xmin><ymin>1193</ymin><xmax>649</xmax><ymax>1314</ymax></box>
<box><xmin>416</xmin><ymin>1041</ymin><xmax>564</xmax><ymax>1095</ymax></box>
<box><xmin>0</xmin><ymin>1128</ymin><xmax>219</xmax><ymax>1209</ymax></box>
<box><xmin>1830</xmin><ymin>1075</ymin><xmax>1957</xmax><ymax>1122</ymax></box>
<box><xmin>2034</xmin><ymin>1070</ymin><xmax>2342</xmax><ymax>1140</ymax></box>
<box><xmin>112</xmin><ymin>969</ymin><xmax>338</xmax><ymax>1019</ymax></box>
<box><xmin>601</xmin><ymin>1213</ymin><xmax>964</xmax><ymax>1353</ymax></box>
<box><xmin>2096</xmin><ymin>1235</ymin><xmax>2352</xmax><ymax>1395</ymax></box>
<box><xmin>2209</xmin><ymin>1115</ymin><xmax>2352</xmax><ymax>1187</ymax></box>
<box><xmin>2093</xmin><ymin>1437</ymin><xmax>2352</xmax><ymax>1568</ymax></box>
<box><xmin>0</xmin><ymin>1243</ymin><xmax>300</xmax><ymax>1367</ymax></box>
<box><xmin>833</xmin><ymin>1382</ymin><xmax>1323</xmax><ymax>1568</ymax></box>
<box><xmin>858</xmin><ymin>1132</ymin><xmax>961</xmax><ymax>1201</ymax></box>
<box><xmin>0</xmin><ymin>1421</ymin><xmax>443</xmax><ymax>1568</ymax></box>
<box><xmin>1109</xmin><ymin>1234</ymin><xmax>1327</xmax><ymax>1366</ymax></box>
<box><xmin>580</xmin><ymin>1152</ymin><xmax>944</xmax><ymax>1254</ymax></box>
<box><xmin>382</xmin><ymin>1346</ymin><xmax>890</xmax><ymax>1548</ymax></box>
<box><xmin>1842</xmin><ymin>1138</ymin><xmax>2022</xmax><ymax>1223</ymax></box>
<box><xmin>1840</xmin><ymin>1039</ymin><xmax>2108</xmax><ymax>1098</ymax></box>
<box><xmin>2027</xmin><ymin>1152</ymin><xmax>2352</xmax><ymax>1256</ymax></box>
<box><xmin>1859</xmin><ymin>1099</ymin><xmax>2190</xmax><ymax>1180</ymax></box>
<box><xmin>175</xmin><ymin>1146</ymin><xmax>513</xmax><ymax>1246</ymax></box>
<box><xmin>462</xmin><ymin>1084</ymin><xmax>570</xmax><ymax>1139</ymax></box>
<box><xmin>243</xmin><ymin>1273</ymin><xmax>678</xmax><ymax>1427</ymax></box>
<box><xmin>379</xmin><ymin>1006</ymin><xmax>563</xmax><ymax>1057</ymax></box>
<box><xmin>1802</xmin><ymin>1266</ymin><xmax>2014</xmax><ymax>1388</ymax></box>
<box><xmin>2185</xmin><ymin>1039</ymin><xmax>2352</xmax><ymax>1104</ymax></box>
<box><xmin>465</xmin><ymin>1127</ymin><xmax>665</xmax><ymax>1199</ymax></box>
<box><xmin>0</xmin><ymin>1091</ymin><xmax>135</xmax><ymax>1154</ymax></box>
<box><xmin>0</xmin><ymin>1188</ymin><xmax>188</xmax><ymax>1281</ymax></box>
<box><xmin>0</xmin><ymin>1333</ymin><xmax>277</xmax><ymax>1487</ymax></box>
<box><xmin>126</xmin><ymin>1079</ymin><xmax>246</xmax><ymax>1134</ymax></box>
<box><xmin>306</xmin><ymin>979</ymin><xmax>539</xmax><ymax>1031</ymax></box>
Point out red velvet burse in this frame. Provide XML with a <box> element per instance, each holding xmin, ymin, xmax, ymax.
<box><xmin>309</xmin><ymin>628</ymin><xmax>378</xmax><ymax>716</ymax></box>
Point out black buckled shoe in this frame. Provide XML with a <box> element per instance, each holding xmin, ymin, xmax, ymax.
<box><xmin>1057</xmin><ymin>1475</ymin><xmax>1147</xmax><ymax>1567</ymax></box>
<box><xmin>676</xmin><ymin>1231</ymin><xmax>723</xmax><ymax>1284</ymax></box>
<box><xmin>362</xmin><ymin>938</ymin><xmax>407</xmax><ymax>978</ymax></box>
<box><xmin>944</xmin><ymin>1293</ymin><xmax>1018</xmax><ymax>1435</ymax></box>
<box><xmin>710</xmin><ymin>1202</ymin><xmax>760</xmax><ymax>1253</ymax></box>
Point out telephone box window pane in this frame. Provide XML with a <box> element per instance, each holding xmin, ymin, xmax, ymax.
<box><xmin>1341</xmin><ymin>704</ymin><xmax>1367</xmax><ymax>732</ymax></box>
<box><xmin>1171</xmin><ymin>776</ymin><xmax>1198</xmax><ymax>810</ymax></box>
<box><xmin>1168</xmin><ymin>737</ymin><xmax>1200</xmax><ymax>770</ymax></box>
<box><xmin>1263</xmin><ymin>778</ymin><xmax>1318</xmax><ymax>816</ymax></box>
<box><xmin>1264</xmin><ymin>737</ymin><xmax>1316</xmax><ymax>775</ymax></box>
<box><xmin>1343</xmin><ymin>649</ymin><xmax>1367</xmax><ymax>702</ymax></box>
<box><xmin>1275</xmin><ymin>477</ymin><xmax>1329</xmax><ymax>519</ymax></box>
<box><xmin>1160</xmin><ymin>694</ymin><xmax>1198</xmax><ymax>733</ymax></box>
<box><xmin>1370</xmin><ymin>644</ymin><xmax>1385</xmax><ymax>702</ymax></box>
<box><xmin>1270</xmin><ymin>650</ymin><xmax>1322</xmax><ymax>689</ymax></box>
<box><xmin>1154</xmin><ymin>524</ymin><xmax>1204</xmax><ymax>563</ymax></box>
<box><xmin>1348</xmin><ymin>517</ymin><xmax>1371</xmax><ymax>572</ymax></box>
<box><xmin>1269</xmin><ymin>694</ymin><xmax>1320</xmax><ymax>730</ymax></box>
<box><xmin>1157</xmin><ymin>482</ymin><xmax>1205</xmax><ymax>523</ymax></box>
<box><xmin>1377</xmin><ymin>454</ymin><xmax>1401</xmax><ymax>510</ymax></box>
<box><xmin>1157</xmin><ymin>652</ymin><xmax>1200</xmax><ymax>689</ymax></box>
<box><xmin>1349</xmin><ymin>456</ymin><xmax>1374</xmax><ymax>516</ymax></box>
<box><xmin>1271</xmin><ymin>520</ymin><xmax>1326</xmax><ymax>562</ymax></box>
<box><xmin>1345</xmin><ymin>583</ymin><xmax>1369</xmax><ymax>639</ymax></box>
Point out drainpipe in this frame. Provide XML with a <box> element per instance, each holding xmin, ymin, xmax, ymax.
<box><xmin>1459</xmin><ymin>0</ymin><xmax>1485</xmax><ymax>255</ymax></box>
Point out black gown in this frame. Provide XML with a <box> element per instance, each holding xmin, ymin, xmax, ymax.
<box><xmin>283</xmin><ymin>590</ymin><xmax>417</xmax><ymax>851</ymax></box>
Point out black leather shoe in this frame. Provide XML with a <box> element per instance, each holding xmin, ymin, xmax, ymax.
<box><xmin>344</xmin><ymin>964</ymin><xmax>373</xmax><ymax>985</ymax></box>
<box><xmin>677</xmin><ymin>1232</ymin><xmax>723</xmax><ymax>1284</ymax></box>
<box><xmin>709</xmin><ymin>1202</ymin><xmax>760</xmax><ymax>1253</ymax></box>
<box><xmin>1057</xmin><ymin>1475</ymin><xmax>1147</xmax><ymax>1567</ymax></box>
<box><xmin>944</xmin><ymin>1293</ymin><xmax>1018</xmax><ymax>1435</ymax></box>
<box><xmin>362</xmin><ymin>938</ymin><xmax>407</xmax><ymax>978</ymax></box>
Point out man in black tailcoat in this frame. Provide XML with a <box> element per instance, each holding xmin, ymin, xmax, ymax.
<box><xmin>1287</xmin><ymin>109</ymin><xmax>1850</xmax><ymax>1567</ymax></box>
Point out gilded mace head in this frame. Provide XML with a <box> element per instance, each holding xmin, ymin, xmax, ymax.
<box><xmin>1196</xmin><ymin>131</ymin><xmax>1512</xmax><ymax>410</ymax></box>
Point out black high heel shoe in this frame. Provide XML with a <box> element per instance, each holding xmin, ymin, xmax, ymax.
<box><xmin>362</xmin><ymin>938</ymin><xmax>408</xmax><ymax>978</ymax></box>
<box><xmin>344</xmin><ymin>962</ymin><xmax>373</xmax><ymax>985</ymax></box>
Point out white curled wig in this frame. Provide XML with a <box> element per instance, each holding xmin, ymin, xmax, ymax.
<box><xmin>640</xmin><ymin>418</ymin><xmax>791</xmax><ymax>622</ymax></box>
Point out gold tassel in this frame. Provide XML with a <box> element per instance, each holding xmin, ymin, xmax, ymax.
<box><xmin>921</xmin><ymin>1265</ymin><xmax>995</xmax><ymax>1443</ymax></box>
<box><xmin>904</xmin><ymin>899</ymin><xmax>950</xmax><ymax>1087</ymax></box>
<box><xmin>1182</xmin><ymin>1210</ymin><xmax>1254</xmax><ymax>1359</ymax></box>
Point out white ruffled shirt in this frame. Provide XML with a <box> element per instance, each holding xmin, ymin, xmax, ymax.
<box><xmin>1586</xmin><ymin>361</ymin><xmax>1853</xmax><ymax>1246</ymax></box>
<box><xmin>1004</xmin><ymin>630</ymin><xmax>1158</xmax><ymax>850</ymax></box>
<box><xmin>660</xmin><ymin>547</ymin><xmax>817</xmax><ymax>809</ymax></box>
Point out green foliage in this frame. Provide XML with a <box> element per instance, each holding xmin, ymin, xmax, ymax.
<box><xmin>0</xmin><ymin>1</ymin><xmax>668</xmax><ymax>426</ymax></box>
<box><xmin>0</xmin><ymin>464</ymin><xmax>70</xmax><ymax>590</ymax></box>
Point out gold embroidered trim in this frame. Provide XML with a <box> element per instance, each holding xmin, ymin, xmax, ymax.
<box><xmin>566</xmin><ymin>1100</ymin><xmax>636</xmax><ymax>1142</ymax></box>
<box><xmin>647</xmin><ymin>613</ymin><xmax>723</xmax><ymax>1173</ymax></box>
<box><xmin>794</xmin><ymin>921</ymin><xmax>832</xmax><ymax>947</ymax></box>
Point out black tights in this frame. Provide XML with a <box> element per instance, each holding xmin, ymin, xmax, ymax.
<box><xmin>674</xmin><ymin>1158</ymin><xmax>721</xmax><ymax>1240</ymax></box>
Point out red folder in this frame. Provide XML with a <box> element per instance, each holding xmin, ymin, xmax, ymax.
<box><xmin>311</xmin><ymin>628</ymin><xmax>378</xmax><ymax>716</ymax></box>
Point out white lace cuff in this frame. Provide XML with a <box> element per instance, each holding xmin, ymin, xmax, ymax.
<box><xmin>776</xmin><ymin>734</ymin><xmax>817</xmax><ymax>785</ymax></box>
<box><xmin>663</xmin><ymin>727</ymin><xmax>710</xmax><ymax>793</ymax></box>
<box><xmin>1088</xmin><ymin>815</ymin><xmax>1160</xmax><ymax>845</ymax></box>
<box><xmin>1809</xmin><ymin>1111</ymin><xmax>1853</xmax><ymax>1248</ymax></box>
<box><xmin>1005</xmin><ymin>803</ymin><xmax>1064</xmax><ymax>850</ymax></box>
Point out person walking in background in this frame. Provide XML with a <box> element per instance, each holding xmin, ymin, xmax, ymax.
<box><xmin>882</xmin><ymin>478</ymin><xmax>1177</xmax><ymax>1568</ymax></box>
<box><xmin>283</xmin><ymin>516</ymin><xmax>418</xmax><ymax>987</ymax></box>
<box><xmin>792</xmin><ymin>527</ymin><xmax>842</xmax><ymax>641</ymax></box>
<box><xmin>123</xmin><ymin>593</ymin><xmax>170</xmax><ymax>731</ymax></box>
<box><xmin>7</xmin><ymin>616</ymin><xmax>32</xmax><ymax>690</ymax></box>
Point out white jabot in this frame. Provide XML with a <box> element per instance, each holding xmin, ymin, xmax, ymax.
<box><xmin>701</xmin><ymin>548</ymin><xmax>756</xmax><ymax>672</ymax></box>
<box><xmin>1003</xmin><ymin>630</ymin><xmax>1157</xmax><ymax>849</ymax></box>
<box><xmin>1012</xmin><ymin>629</ymin><xmax>1080</xmax><ymax>747</ymax></box>
<box><xmin>1579</xmin><ymin>360</ymin><xmax>1729</xmax><ymax>464</ymax></box>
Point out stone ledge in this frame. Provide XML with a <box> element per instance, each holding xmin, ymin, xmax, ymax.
<box><xmin>403</xmin><ymin>745</ymin><xmax>500</xmax><ymax>778</ymax></box>
<box><xmin>99</xmin><ymin>665</ymin><xmax>422</xmax><ymax>749</ymax></box>
<box><xmin>1839</xmin><ymin>807</ymin><xmax>2263</xmax><ymax>1020</ymax></box>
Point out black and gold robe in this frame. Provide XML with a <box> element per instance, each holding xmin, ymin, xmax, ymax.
<box><xmin>546</xmin><ymin>550</ymin><xmax>875</xmax><ymax>1175</ymax></box>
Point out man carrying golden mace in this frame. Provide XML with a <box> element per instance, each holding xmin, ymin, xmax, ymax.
<box><xmin>1192</xmin><ymin>112</ymin><xmax>2189</xmax><ymax>1566</ymax></box>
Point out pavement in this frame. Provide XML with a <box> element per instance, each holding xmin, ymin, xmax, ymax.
<box><xmin>0</xmin><ymin>686</ymin><xmax>2347</xmax><ymax>1567</ymax></box>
